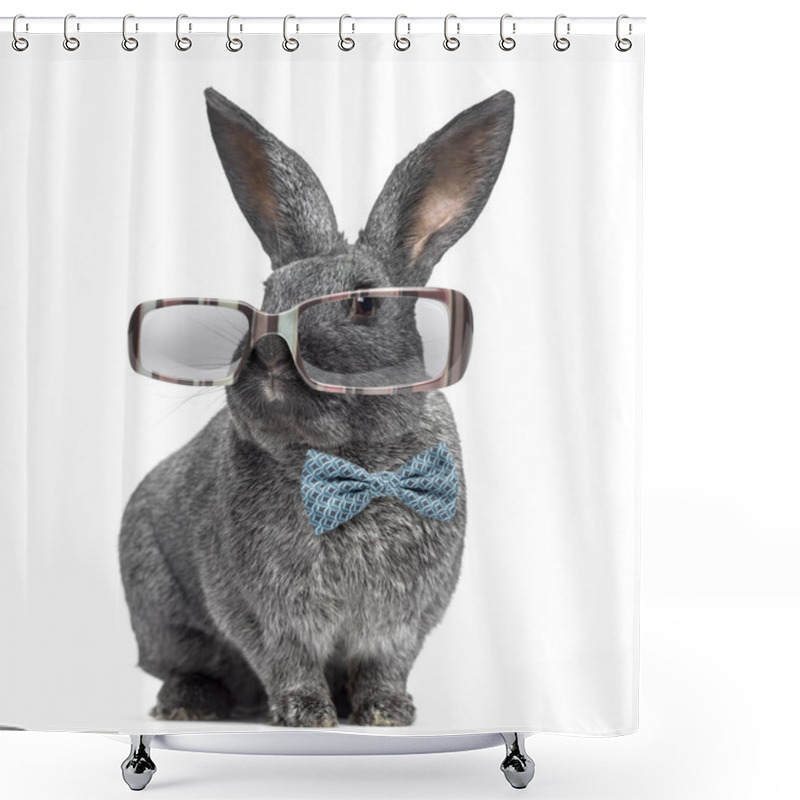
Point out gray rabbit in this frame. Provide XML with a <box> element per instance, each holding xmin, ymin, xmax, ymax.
<box><xmin>119</xmin><ymin>87</ymin><xmax>514</xmax><ymax>727</ymax></box>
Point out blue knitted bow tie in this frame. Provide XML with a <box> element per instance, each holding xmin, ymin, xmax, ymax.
<box><xmin>301</xmin><ymin>442</ymin><xmax>459</xmax><ymax>535</ymax></box>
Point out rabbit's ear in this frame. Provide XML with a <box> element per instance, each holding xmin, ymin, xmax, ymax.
<box><xmin>358</xmin><ymin>91</ymin><xmax>514</xmax><ymax>285</ymax></box>
<box><xmin>205</xmin><ymin>88</ymin><xmax>342</xmax><ymax>269</ymax></box>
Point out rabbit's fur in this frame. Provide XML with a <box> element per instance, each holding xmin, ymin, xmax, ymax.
<box><xmin>119</xmin><ymin>88</ymin><xmax>514</xmax><ymax>727</ymax></box>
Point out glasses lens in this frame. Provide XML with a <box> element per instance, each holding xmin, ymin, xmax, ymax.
<box><xmin>297</xmin><ymin>295</ymin><xmax>451</xmax><ymax>389</ymax></box>
<box><xmin>137</xmin><ymin>303</ymin><xmax>251</xmax><ymax>382</ymax></box>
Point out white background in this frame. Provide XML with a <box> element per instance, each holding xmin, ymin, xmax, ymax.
<box><xmin>1</xmin><ymin>0</ymin><xmax>799</xmax><ymax>799</ymax></box>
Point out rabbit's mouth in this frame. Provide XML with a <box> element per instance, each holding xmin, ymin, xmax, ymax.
<box><xmin>260</xmin><ymin>372</ymin><xmax>293</xmax><ymax>403</ymax></box>
<box><xmin>262</xmin><ymin>375</ymin><xmax>284</xmax><ymax>402</ymax></box>
<box><xmin>252</xmin><ymin>363</ymin><xmax>304</xmax><ymax>407</ymax></box>
<box><xmin>225</xmin><ymin>353</ymin><xmax>354</xmax><ymax>449</ymax></box>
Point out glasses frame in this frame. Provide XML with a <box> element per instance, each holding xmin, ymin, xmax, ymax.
<box><xmin>128</xmin><ymin>287</ymin><xmax>473</xmax><ymax>395</ymax></box>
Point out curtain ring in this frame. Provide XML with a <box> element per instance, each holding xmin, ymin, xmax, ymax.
<box><xmin>499</xmin><ymin>14</ymin><xmax>516</xmax><ymax>51</ymax></box>
<box><xmin>553</xmin><ymin>14</ymin><xmax>570</xmax><ymax>51</ymax></box>
<box><xmin>282</xmin><ymin>15</ymin><xmax>299</xmax><ymax>51</ymax></box>
<box><xmin>226</xmin><ymin>15</ymin><xmax>243</xmax><ymax>51</ymax></box>
<box><xmin>615</xmin><ymin>14</ymin><xmax>632</xmax><ymax>52</ymax></box>
<box><xmin>122</xmin><ymin>14</ymin><xmax>139</xmax><ymax>51</ymax></box>
<box><xmin>338</xmin><ymin>14</ymin><xmax>355</xmax><ymax>51</ymax></box>
<box><xmin>394</xmin><ymin>14</ymin><xmax>410</xmax><ymax>51</ymax></box>
<box><xmin>12</xmin><ymin>14</ymin><xmax>29</xmax><ymax>52</ymax></box>
<box><xmin>443</xmin><ymin>14</ymin><xmax>460</xmax><ymax>51</ymax></box>
<box><xmin>175</xmin><ymin>14</ymin><xmax>192</xmax><ymax>51</ymax></box>
<box><xmin>63</xmin><ymin>13</ymin><xmax>80</xmax><ymax>51</ymax></box>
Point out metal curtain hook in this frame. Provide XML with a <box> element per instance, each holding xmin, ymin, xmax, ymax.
<box><xmin>499</xmin><ymin>13</ymin><xmax>516</xmax><ymax>51</ymax></box>
<box><xmin>12</xmin><ymin>14</ymin><xmax>29</xmax><ymax>51</ymax></box>
<box><xmin>553</xmin><ymin>14</ymin><xmax>570</xmax><ymax>51</ymax></box>
<box><xmin>63</xmin><ymin>13</ymin><xmax>80</xmax><ymax>51</ymax></box>
<box><xmin>226</xmin><ymin>15</ymin><xmax>243</xmax><ymax>51</ymax></box>
<box><xmin>394</xmin><ymin>14</ymin><xmax>410</xmax><ymax>50</ymax></box>
<box><xmin>122</xmin><ymin>14</ymin><xmax>139</xmax><ymax>51</ymax></box>
<box><xmin>615</xmin><ymin>14</ymin><xmax>632</xmax><ymax>51</ymax></box>
<box><xmin>175</xmin><ymin>13</ymin><xmax>192</xmax><ymax>50</ymax></box>
<box><xmin>338</xmin><ymin>14</ymin><xmax>355</xmax><ymax>51</ymax></box>
<box><xmin>283</xmin><ymin>15</ymin><xmax>299</xmax><ymax>51</ymax></box>
<box><xmin>443</xmin><ymin>14</ymin><xmax>460</xmax><ymax>51</ymax></box>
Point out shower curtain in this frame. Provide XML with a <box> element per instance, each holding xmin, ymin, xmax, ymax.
<box><xmin>0</xmin><ymin>17</ymin><xmax>644</xmax><ymax>738</ymax></box>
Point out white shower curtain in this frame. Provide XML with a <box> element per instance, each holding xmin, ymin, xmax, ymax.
<box><xmin>0</xmin><ymin>21</ymin><xmax>643</xmax><ymax>736</ymax></box>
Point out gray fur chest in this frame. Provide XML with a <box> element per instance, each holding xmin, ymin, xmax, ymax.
<box><xmin>204</xmin><ymin>467</ymin><xmax>464</xmax><ymax>617</ymax></box>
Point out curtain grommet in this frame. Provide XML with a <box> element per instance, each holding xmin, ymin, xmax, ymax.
<box><xmin>394</xmin><ymin>15</ymin><xmax>411</xmax><ymax>51</ymax></box>
<box><xmin>338</xmin><ymin>14</ymin><xmax>355</xmax><ymax>51</ymax></box>
<box><xmin>282</xmin><ymin>15</ymin><xmax>299</xmax><ymax>52</ymax></box>
<box><xmin>12</xmin><ymin>14</ymin><xmax>29</xmax><ymax>51</ymax></box>
<box><xmin>226</xmin><ymin>15</ymin><xmax>243</xmax><ymax>52</ymax></box>
<box><xmin>499</xmin><ymin>14</ymin><xmax>516</xmax><ymax>51</ymax></box>
<box><xmin>615</xmin><ymin>15</ymin><xmax>632</xmax><ymax>51</ymax></box>
<box><xmin>175</xmin><ymin>14</ymin><xmax>192</xmax><ymax>51</ymax></box>
<box><xmin>121</xmin><ymin>14</ymin><xmax>139</xmax><ymax>51</ymax></box>
<box><xmin>63</xmin><ymin>13</ymin><xmax>80</xmax><ymax>51</ymax></box>
<box><xmin>443</xmin><ymin>14</ymin><xmax>460</xmax><ymax>51</ymax></box>
<box><xmin>553</xmin><ymin>14</ymin><xmax>570</xmax><ymax>52</ymax></box>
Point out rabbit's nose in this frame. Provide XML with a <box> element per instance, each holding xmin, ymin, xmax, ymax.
<box><xmin>253</xmin><ymin>335</ymin><xmax>292</xmax><ymax>373</ymax></box>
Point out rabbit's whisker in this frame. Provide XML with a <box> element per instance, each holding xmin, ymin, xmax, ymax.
<box><xmin>155</xmin><ymin>386</ymin><xmax>226</xmax><ymax>425</ymax></box>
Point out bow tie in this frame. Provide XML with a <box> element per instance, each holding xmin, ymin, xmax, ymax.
<box><xmin>301</xmin><ymin>442</ymin><xmax>459</xmax><ymax>535</ymax></box>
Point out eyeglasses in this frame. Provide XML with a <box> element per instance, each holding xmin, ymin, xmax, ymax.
<box><xmin>128</xmin><ymin>287</ymin><xmax>473</xmax><ymax>395</ymax></box>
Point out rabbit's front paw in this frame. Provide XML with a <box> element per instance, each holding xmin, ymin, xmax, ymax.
<box><xmin>151</xmin><ymin>674</ymin><xmax>233</xmax><ymax>721</ymax></box>
<box><xmin>269</xmin><ymin>689</ymin><xmax>338</xmax><ymax>728</ymax></box>
<box><xmin>350</xmin><ymin>692</ymin><xmax>416</xmax><ymax>727</ymax></box>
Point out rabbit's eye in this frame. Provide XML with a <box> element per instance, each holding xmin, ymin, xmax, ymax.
<box><xmin>349</xmin><ymin>296</ymin><xmax>378</xmax><ymax>321</ymax></box>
